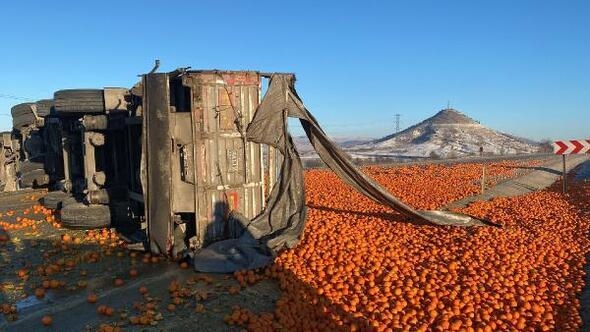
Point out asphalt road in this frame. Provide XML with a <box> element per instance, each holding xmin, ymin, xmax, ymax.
<box><xmin>0</xmin><ymin>190</ymin><xmax>279</xmax><ymax>331</ymax></box>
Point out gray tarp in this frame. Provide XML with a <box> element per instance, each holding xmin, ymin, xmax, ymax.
<box><xmin>194</xmin><ymin>74</ymin><xmax>479</xmax><ymax>272</ymax></box>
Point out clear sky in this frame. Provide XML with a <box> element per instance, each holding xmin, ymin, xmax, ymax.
<box><xmin>0</xmin><ymin>1</ymin><xmax>588</xmax><ymax>141</ymax></box>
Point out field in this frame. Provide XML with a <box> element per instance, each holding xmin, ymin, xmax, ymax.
<box><xmin>1</xmin><ymin>157</ymin><xmax>589</xmax><ymax>331</ymax></box>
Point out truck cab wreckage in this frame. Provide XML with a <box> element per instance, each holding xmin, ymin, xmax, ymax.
<box><xmin>2</xmin><ymin>65</ymin><xmax>483</xmax><ymax>272</ymax></box>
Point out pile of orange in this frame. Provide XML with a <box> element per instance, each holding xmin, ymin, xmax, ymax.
<box><xmin>83</xmin><ymin>229</ymin><xmax>121</xmax><ymax>248</ymax></box>
<box><xmin>233</xmin><ymin>160</ymin><xmax>589</xmax><ymax>331</ymax></box>
<box><xmin>0</xmin><ymin>204</ymin><xmax>56</xmax><ymax>231</ymax></box>
<box><xmin>0</xmin><ymin>216</ymin><xmax>37</xmax><ymax>231</ymax></box>
<box><xmin>224</xmin><ymin>305</ymin><xmax>275</xmax><ymax>328</ymax></box>
<box><xmin>234</xmin><ymin>269</ymin><xmax>266</xmax><ymax>287</ymax></box>
<box><xmin>308</xmin><ymin>159</ymin><xmax>545</xmax><ymax>211</ymax></box>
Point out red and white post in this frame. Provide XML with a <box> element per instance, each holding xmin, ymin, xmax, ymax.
<box><xmin>552</xmin><ymin>139</ymin><xmax>590</xmax><ymax>193</ymax></box>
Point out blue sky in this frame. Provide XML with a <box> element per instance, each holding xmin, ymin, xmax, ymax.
<box><xmin>0</xmin><ymin>1</ymin><xmax>588</xmax><ymax>141</ymax></box>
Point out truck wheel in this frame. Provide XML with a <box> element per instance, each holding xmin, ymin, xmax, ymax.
<box><xmin>19</xmin><ymin>160</ymin><xmax>44</xmax><ymax>174</ymax></box>
<box><xmin>11</xmin><ymin>103</ymin><xmax>37</xmax><ymax>129</ymax></box>
<box><xmin>109</xmin><ymin>201</ymin><xmax>131</xmax><ymax>226</ymax></box>
<box><xmin>59</xmin><ymin>196</ymin><xmax>78</xmax><ymax>209</ymax></box>
<box><xmin>35</xmin><ymin>99</ymin><xmax>53</xmax><ymax>117</ymax></box>
<box><xmin>54</xmin><ymin>89</ymin><xmax>106</xmax><ymax>114</ymax></box>
<box><xmin>23</xmin><ymin>134</ymin><xmax>45</xmax><ymax>158</ymax></box>
<box><xmin>20</xmin><ymin>169</ymin><xmax>49</xmax><ymax>188</ymax></box>
<box><xmin>41</xmin><ymin>191</ymin><xmax>71</xmax><ymax>210</ymax></box>
<box><xmin>61</xmin><ymin>203</ymin><xmax>111</xmax><ymax>229</ymax></box>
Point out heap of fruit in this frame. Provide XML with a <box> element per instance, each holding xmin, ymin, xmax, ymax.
<box><xmin>230</xmin><ymin>161</ymin><xmax>589</xmax><ymax>331</ymax></box>
<box><xmin>2</xmin><ymin>158</ymin><xmax>587</xmax><ymax>331</ymax></box>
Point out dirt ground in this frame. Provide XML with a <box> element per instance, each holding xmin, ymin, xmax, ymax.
<box><xmin>0</xmin><ymin>190</ymin><xmax>279</xmax><ymax>331</ymax></box>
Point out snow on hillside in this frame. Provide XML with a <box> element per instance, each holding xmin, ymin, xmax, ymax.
<box><xmin>347</xmin><ymin>109</ymin><xmax>539</xmax><ymax>158</ymax></box>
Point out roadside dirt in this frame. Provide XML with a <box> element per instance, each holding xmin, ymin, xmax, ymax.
<box><xmin>0</xmin><ymin>190</ymin><xmax>279</xmax><ymax>331</ymax></box>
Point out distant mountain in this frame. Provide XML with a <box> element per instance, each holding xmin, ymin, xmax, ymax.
<box><xmin>346</xmin><ymin>108</ymin><xmax>539</xmax><ymax>158</ymax></box>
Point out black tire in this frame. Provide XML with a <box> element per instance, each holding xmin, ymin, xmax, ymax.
<box><xmin>61</xmin><ymin>203</ymin><xmax>111</xmax><ymax>229</ymax></box>
<box><xmin>41</xmin><ymin>191</ymin><xmax>71</xmax><ymax>209</ymax></box>
<box><xmin>11</xmin><ymin>103</ymin><xmax>37</xmax><ymax>129</ymax></box>
<box><xmin>19</xmin><ymin>160</ymin><xmax>44</xmax><ymax>174</ymax></box>
<box><xmin>54</xmin><ymin>89</ymin><xmax>105</xmax><ymax>114</ymax></box>
<box><xmin>109</xmin><ymin>201</ymin><xmax>131</xmax><ymax>226</ymax></box>
<box><xmin>59</xmin><ymin>196</ymin><xmax>79</xmax><ymax>209</ymax></box>
<box><xmin>20</xmin><ymin>169</ymin><xmax>49</xmax><ymax>188</ymax></box>
<box><xmin>35</xmin><ymin>99</ymin><xmax>53</xmax><ymax>117</ymax></box>
<box><xmin>23</xmin><ymin>133</ymin><xmax>45</xmax><ymax>158</ymax></box>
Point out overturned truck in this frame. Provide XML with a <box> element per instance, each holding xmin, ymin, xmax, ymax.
<box><xmin>6</xmin><ymin>67</ymin><xmax>480</xmax><ymax>272</ymax></box>
<box><xmin>133</xmin><ymin>69</ymin><xmax>481</xmax><ymax>271</ymax></box>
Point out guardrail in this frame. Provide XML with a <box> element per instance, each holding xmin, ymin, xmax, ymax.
<box><xmin>302</xmin><ymin>153</ymin><xmax>555</xmax><ymax>169</ymax></box>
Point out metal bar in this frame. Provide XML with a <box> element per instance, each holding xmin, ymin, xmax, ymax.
<box><xmin>479</xmin><ymin>147</ymin><xmax>485</xmax><ymax>194</ymax></box>
<box><xmin>83</xmin><ymin>132</ymin><xmax>98</xmax><ymax>191</ymax></box>
<box><xmin>481</xmin><ymin>164</ymin><xmax>486</xmax><ymax>194</ymax></box>
<box><xmin>189</xmin><ymin>82</ymin><xmax>200</xmax><ymax>245</ymax></box>
<box><xmin>61</xmin><ymin>135</ymin><xmax>70</xmax><ymax>191</ymax></box>
<box><xmin>563</xmin><ymin>154</ymin><xmax>567</xmax><ymax>193</ymax></box>
<box><xmin>260</xmin><ymin>72</ymin><xmax>295</xmax><ymax>78</ymax></box>
<box><xmin>143</xmin><ymin>73</ymin><xmax>173</xmax><ymax>255</ymax></box>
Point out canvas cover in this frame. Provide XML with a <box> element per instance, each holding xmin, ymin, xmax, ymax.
<box><xmin>194</xmin><ymin>74</ymin><xmax>480</xmax><ymax>272</ymax></box>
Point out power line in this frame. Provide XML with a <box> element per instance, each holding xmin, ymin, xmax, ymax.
<box><xmin>302</xmin><ymin>116</ymin><xmax>407</xmax><ymax>131</ymax></box>
<box><xmin>0</xmin><ymin>93</ymin><xmax>35</xmax><ymax>101</ymax></box>
<box><xmin>318</xmin><ymin>118</ymin><xmax>396</xmax><ymax>128</ymax></box>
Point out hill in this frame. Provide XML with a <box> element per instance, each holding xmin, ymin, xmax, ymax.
<box><xmin>347</xmin><ymin>108</ymin><xmax>539</xmax><ymax>158</ymax></box>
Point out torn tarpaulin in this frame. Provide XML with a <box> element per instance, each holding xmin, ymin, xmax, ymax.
<box><xmin>194</xmin><ymin>74</ymin><xmax>306</xmax><ymax>272</ymax></box>
<box><xmin>194</xmin><ymin>74</ymin><xmax>481</xmax><ymax>272</ymax></box>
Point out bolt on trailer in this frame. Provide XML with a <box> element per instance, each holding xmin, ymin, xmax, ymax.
<box><xmin>129</xmin><ymin>70</ymin><xmax>281</xmax><ymax>257</ymax></box>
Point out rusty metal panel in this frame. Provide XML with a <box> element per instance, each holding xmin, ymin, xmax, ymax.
<box><xmin>187</xmin><ymin>71</ymin><xmax>266</xmax><ymax>247</ymax></box>
<box><xmin>143</xmin><ymin>70</ymin><xmax>278</xmax><ymax>255</ymax></box>
<box><xmin>171</xmin><ymin>112</ymin><xmax>196</xmax><ymax>213</ymax></box>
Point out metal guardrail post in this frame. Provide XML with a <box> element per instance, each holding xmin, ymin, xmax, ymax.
<box><xmin>562</xmin><ymin>154</ymin><xmax>566</xmax><ymax>193</ymax></box>
<box><xmin>480</xmin><ymin>147</ymin><xmax>486</xmax><ymax>194</ymax></box>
